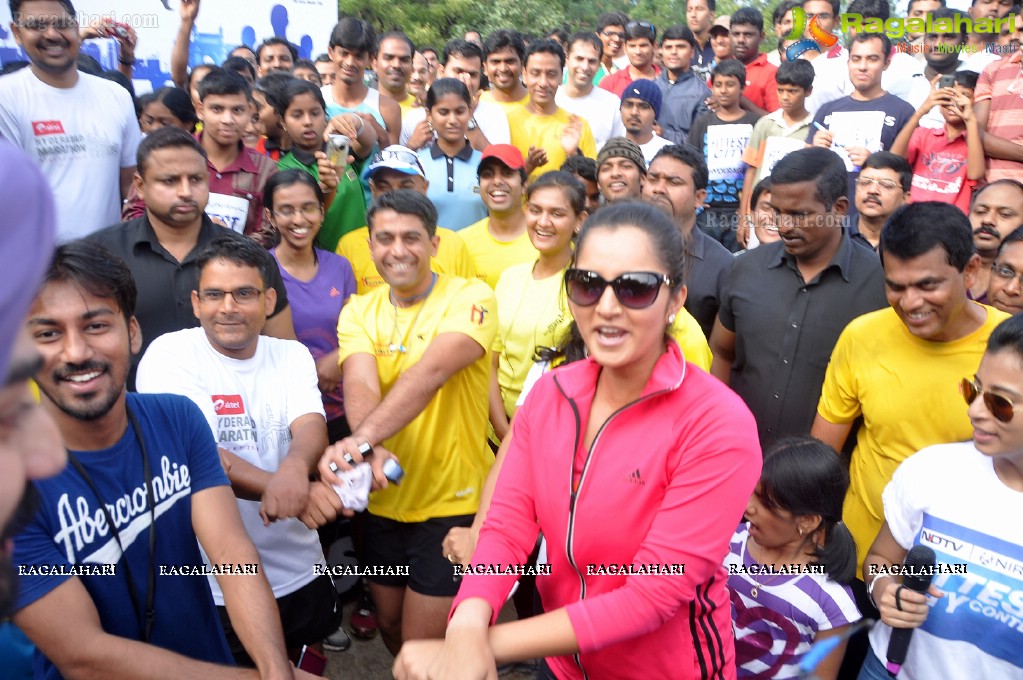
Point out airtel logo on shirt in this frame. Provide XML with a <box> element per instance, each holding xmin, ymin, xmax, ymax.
<box><xmin>32</xmin><ymin>120</ymin><xmax>65</xmax><ymax>136</ymax></box>
<box><xmin>212</xmin><ymin>395</ymin><xmax>245</xmax><ymax>415</ymax></box>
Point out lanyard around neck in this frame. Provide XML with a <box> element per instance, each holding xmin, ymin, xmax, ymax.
<box><xmin>67</xmin><ymin>405</ymin><xmax>157</xmax><ymax>643</ymax></box>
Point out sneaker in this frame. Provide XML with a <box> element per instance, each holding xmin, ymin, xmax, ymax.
<box><xmin>349</xmin><ymin>589</ymin><xmax>377</xmax><ymax>639</ymax></box>
<box><xmin>323</xmin><ymin>626</ymin><xmax>352</xmax><ymax>652</ymax></box>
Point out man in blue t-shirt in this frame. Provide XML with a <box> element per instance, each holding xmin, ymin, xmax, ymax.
<box><xmin>13</xmin><ymin>240</ymin><xmax>313</xmax><ymax>680</ymax></box>
<box><xmin>807</xmin><ymin>33</ymin><xmax>916</xmax><ymax>219</ymax></box>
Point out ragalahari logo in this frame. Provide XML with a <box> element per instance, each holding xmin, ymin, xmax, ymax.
<box><xmin>784</xmin><ymin>7</ymin><xmax>840</xmax><ymax>62</ymax></box>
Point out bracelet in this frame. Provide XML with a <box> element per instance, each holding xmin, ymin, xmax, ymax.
<box><xmin>867</xmin><ymin>573</ymin><xmax>893</xmax><ymax>608</ymax></box>
<box><xmin>119</xmin><ymin>56</ymin><xmax>136</xmax><ymax>66</ymax></box>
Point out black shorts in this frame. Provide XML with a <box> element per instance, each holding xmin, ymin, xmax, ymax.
<box><xmin>363</xmin><ymin>512</ymin><xmax>474</xmax><ymax>596</ymax></box>
<box><xmin>218</xmin><ymin>574</ymin><xmax>341</xmax><ymax>665</ymax></box>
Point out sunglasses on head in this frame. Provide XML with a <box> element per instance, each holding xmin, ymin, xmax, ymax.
<box><xmin>960</xmin><ymin>377</ymin><xmax>1018</xmax><ymax>423</ymax></box>
<box><xmin>564</xmin><ymin>268</ymin><xmax>672</xmax><ymax>310</ymax></box>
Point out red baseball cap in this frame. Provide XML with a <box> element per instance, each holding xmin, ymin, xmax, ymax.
<box><xmin>478</xmin><ymin>144</ymin><xmax>525</xmax><ymax>172</ymax></box>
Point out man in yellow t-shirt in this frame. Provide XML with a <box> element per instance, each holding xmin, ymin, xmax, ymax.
<box><xmin>459</xmin><ymin>145</ymin><xmax>538</xmax><ymax>289</ymax></box>
<box><xmin>812</xmin><ymin>203</ymin><xmax>1009</xmax><ymax>585</ymax></box>
<box><xmin>321</xmin><ymin>190</ymin><xmax>496</xmax><ymax>656</ymax></box>
<box><xmin>336</xmin><ymin>145</ymin><xmax>475</xmax><ymax>294</ymax></box>
<box><xmin>508</xmin><ymin>40</ymin><xmax>597</xmax><ymax>181</ymax></box>
<box><xmin>478</xmin><ymin>30</ymin><xmax>530</xmax><ymax>114</ymax></box>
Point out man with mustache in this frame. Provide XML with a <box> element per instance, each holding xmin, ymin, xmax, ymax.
<box><xmin>850</xmin><ymin>152</ymin><xmax>911</xmax><ymax>252</ymax></box>
<box><xmin>0</xmin><ymin>0</ymin><xmax>143</xmax><ymax>240</ymax></box>
<box><xmin>967</xmin><ymin>180</ymin><xmax>1023</xmax><ymax>302</ymax></box>
<box><xmin>16</xmin><ymin>239</ymin><xmax>318</xmax><ymax>679</ymax></box>
<box><xmin>0</xmin><ymin>143</ymin><xmax>63</xmax><ymax>620</ymax></box>
<box><xmin>89</xmin><ymin>128</ymin><xmax>295</xmax><ymax>389</ymax></box>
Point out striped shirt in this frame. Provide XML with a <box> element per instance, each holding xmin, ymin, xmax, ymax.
<box><xmin>975</xmin><ymin>52</ymin><xmax>1023</xmax><ymax>182</ymax></box>
<box><xmin>725</xmin><ymin>523</ymin><xmax>861</xmax><ymax>679</ymax></box>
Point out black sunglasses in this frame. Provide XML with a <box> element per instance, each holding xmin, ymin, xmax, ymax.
<box><xmin>564</xmin><ymin>269</ymin><xmax>672</xmax><ymax>310</ymax></box>
<box><xmin>961</xmin><ymin>377</ymin><xmax>1018</xmax><ymax>423</ymax></box>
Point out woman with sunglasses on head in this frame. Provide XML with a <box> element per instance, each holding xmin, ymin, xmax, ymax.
<box><xmin>395</xmin><ymin>201</ymin><xmax>762</xmax><ymax>680</ymax></box>
<box><xmin>858</xmin><ymin>314</ymin><xmax>1023</xmax><ymax>680</ymax></box>
<box><xmin>267</xmin><ymin>170</ymin><xmax>357</xmax><ymax>442</ymax></box>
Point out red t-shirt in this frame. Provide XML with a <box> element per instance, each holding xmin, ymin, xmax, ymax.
<box><xmin>906</xmin><ymin>125</ymin><xmax>976</xmax><ymax>215</ymax></box>
<box><xmin>742</xmin><ymin>53</ymin><xmax>779</xmax><ymax>113</ymax></box>
<box><xmin>598</xmin><ymin>65</ymin><xmax>661</xmax><ymax>98</ymax></box>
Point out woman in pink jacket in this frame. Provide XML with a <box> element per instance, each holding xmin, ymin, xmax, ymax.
<box><xmin>394</xmin><ymin>201</ymin><xmax>762</xmax><ymax>680</ymax></box>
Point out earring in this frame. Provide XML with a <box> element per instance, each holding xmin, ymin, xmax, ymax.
<box><xmin>668</xmin><ymin>314</ymin><xmax>676</xmax><ymax>324</ymax></box>
<box><xmin>798</xmin><ymin>528</ymin><xmax>804</xmax><ymax>536</ymax></box>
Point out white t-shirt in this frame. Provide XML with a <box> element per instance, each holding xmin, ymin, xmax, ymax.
<box><xmin>0</xmin><ymin>69</ymin><xmax>142</xmax><ymax>240</ymax></box>
<box><xmin>638</xmin><ymin>135</ymin><xmax>674</xmax><ymax>166</ymax></box>
<box><xmin>136</xmin><ymin>328</ymin><xmax>327</xmax><ymax>603</ymax></box>
<box><xmin>867</xmin><ymin>441</ymin><xmax>1023</xmax><ymax>679</ymax></box>
<box><xmin>555</xmin><ymin>86</ymin><xmax>626</xmax><ymax>151</ymax></box>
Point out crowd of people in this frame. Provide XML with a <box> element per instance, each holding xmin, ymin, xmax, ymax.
<box><xmin>2</xmin><ymin>0</ymin><xmax>1023</xmax><ymax>678</ymax></box>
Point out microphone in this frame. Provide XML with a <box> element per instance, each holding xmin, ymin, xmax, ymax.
<box><xmin>885</xmin><ymin>545</ymin><xmax>937</xmax><ymax>678</ymax></box>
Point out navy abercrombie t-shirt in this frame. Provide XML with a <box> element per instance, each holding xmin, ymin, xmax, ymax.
<box><xmin>14</xmin><ymin>392</ymin><xmax>234</xmax><ymax>679</ymax></box>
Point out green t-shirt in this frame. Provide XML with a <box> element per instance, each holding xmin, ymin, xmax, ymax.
<box><xmin>277</xmin><ymin>150</ymin><xmax>367</xmax><ymax>252</ymax></box>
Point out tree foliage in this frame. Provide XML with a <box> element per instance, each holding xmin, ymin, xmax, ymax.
<box><xmin>339</xmin><ymin>0</ymin><xmax>795</xmax><ymax>50</ymax></box>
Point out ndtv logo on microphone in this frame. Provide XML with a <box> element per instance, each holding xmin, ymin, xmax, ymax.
<box><xmin>212</xmin><ymin>395</ymin><xmax>245</xmax><ymax>415</ymax></box>
<box><xmin>32</xmin><ymin>120</ymin><xmax>65</xmax><ymax>136</ymax></box>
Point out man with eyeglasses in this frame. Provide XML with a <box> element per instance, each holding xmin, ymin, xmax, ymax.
<box><xmin>595</xmin><ymin>12</ymin><xmax>630</xmax><ymax>76</ymax></box>
<box><xmin>988</xmin><ymin>227</ymin><xmax>1023</xmax><ymax>315</ymax></box>
<box><xmin>319</xmin><ymin>190</ymin><xmax>497</xmax><ymax>656</ymax></box>
<box><xmin>967</xmin><ymin>180</ymin><xmax>1023</xmax><ymax>302</ymax></box>
<box><xmin>0</xmin><ymin>0</ymin><xmax>143</xmax><ymax>240</ymax></box>
<box><xmin>849</xmin><ymin>152</ymin><xmax>911</xmax><ymax>252</ymax></box>
<box><xmin>90</xmin><ymin>128</ymin><xmax>295</xmax><ymax>389</ymax></box>
<box><xmin>137</xmin><ymin>235</ymin><xmax>343</xmax><ymax>667</ymax></box>
<box><xmin>598</xmin><ymin>20</ymin><xmax>662</xmax><ymax>98</ymax></box>
<box><xmin>710</xmin><ymin>148</ymin><xmax>886</xmax><ymax>448</ymax></box>
<box><xmin>811</xmin><ymin>202</ymin><xmax>1009</xmax><ymax>676</ymax></box>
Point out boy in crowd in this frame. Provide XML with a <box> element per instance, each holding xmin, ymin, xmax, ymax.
<box><xmin>891</xmin><ymin>70</ymin><xmax>984</xmax><ymax>217</ymax></box>
<box><xmin>689</xmin><ymin>60</ymin><xmax>760</xmax><ymax>252</ymax></box>
<box><xmin>739</xmin><ymin>59</ymin><xmax>815</xmax><ymax>232</ymax></box>
<box><xmin>728</xmin><ymin>7</ymin><xmax>779</xmax><ymax>115</ymax></box>
<box><xmin>598</xmin><ymin>20</ymin><xmax>661</xmax><ymax>97</ymax></box>
<box><xmin>621</xmin><ymin>81</ymin><xmax>672</xmax><ymax>165</ymax></box>
<box><xmin>653</xmin><ymin>25</ymin><xmax>712</xmax><ymax>145</ymax></box>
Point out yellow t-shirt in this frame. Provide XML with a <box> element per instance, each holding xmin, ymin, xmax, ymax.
<box><xmin>459</xmin><ymin>218</ymin><xmax>538</xmax><ymax>290</ymax></box>
<box><xmin>337</xmin><ymin>275</ymin><xmax>498</xmax><ymax>522</ymax></box>
<box><xmin>816</xmin><ymin>304</ymin><xmax>1009</xmax><ymax>570</ymax></box>
<box><xmin>396</xmin><ymin>92</ymin><xmax>416</xmax><ymax>115</ymax></box>
<box><xmin>493</xmin><ymin>262</ymin><xmax>572</xmax><ymax>415</ymax></box>
<box><xmin>336</xmin><ymin>225</ymin><xmax>477</xmax><ymax>295</ymax></box>
<box><xmin>507</xmin><ymin>105</ymin><xmax>597</xmax><ymax>181</ymax></box>
<box><xmin>669</xmin><ymin>308</ymin><xmax>713</xmax><ymax>372</ymax></box>
<box><xmin>478</xmin><ymin>90</ymin><xmax>530</xmax><ymax>116</ymax></box>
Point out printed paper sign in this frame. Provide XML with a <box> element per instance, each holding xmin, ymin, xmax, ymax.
<box><xmin>828</xmin><ymin>110</ymin><xmax>885</xmax><ymax>171</ymax></box>
<box><xmin>205</xmin><ymin>193</ymin><xmax>250</xmax><ymax>233</ymax></box>
<box><xmin>761</xmin><ymin>136</ymin><xmax>808</xmax><ymax>179</ymax></box>
<box><xmin>707</xmin><ymin>124</ymin><xmax>754</xmax><ymax>181</ymax></box>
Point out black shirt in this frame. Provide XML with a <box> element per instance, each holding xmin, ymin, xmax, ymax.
<box><xmin>717</xmin><ymin>235</ymin><xmax>887</xmax><ymax>446</ymax></box>
<box><xmin>89</xmin><ymin>214</ymin><xmax>289</xmax><ymax>384</ymax></box>
<box><xmin>684</xmin><ymin>225</ymin><xmax>734</xmax><ymax>338</ymax></box>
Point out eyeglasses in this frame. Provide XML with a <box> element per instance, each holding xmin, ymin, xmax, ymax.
<box><xmin>271</xmin><ymin>203</ymin><xmax>322</xmax><ymax>219</ymax></box>
<box><xmin>992</xmin><ymin>263</ymin><xmax>1023</xmax><ymax>287</ymax></box>
<box><xmin>601</xmin><ymin>30</ymin><xmax>626</xmax><ymax>40</ymax></box>
<box><xmin>15</xmin><ymin>16</ymin><xmax>77</xmax><ymax>32</ymax></box>
<box><xmin>855</xmin><ymin>177</ymin><xmax>901</xmax><ymax>191</ymax></box>
<box><xmin>626</xmin><ymin>20</ymin><xmax>657</xmax><ymax>40</ymax></box>
<box><xmin>197</xmin><ymin>287</ymin><xmax>264</xmax><ymax>305</ymax></box>
<box><xmin>961</xmin><ymin>377</ymin><xmax>1019</xmax><ymax>423</ymax></box>
<box><xmin>564</xmin><ymin>269</ymin><xmax>672</xmax><ymax>309</ymax></box>
<box><xmin>807</xmin><ymin>12</ymin><xmax>835</xmax><ymax>20</ymax></box>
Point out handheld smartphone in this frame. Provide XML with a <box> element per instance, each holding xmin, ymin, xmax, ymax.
<box><xmin>101</xmin><ymin>18</ymin><xmax>132</xmax><ymax>40</ymax></box>
<box><xmin>296</xmin><ymin>645</ymin><xmax>327</xmax><ymax>675</ymax></box>
<box><xmin>938</xmin><ymin>74</ymin><xmax>956</xmax><ymax>90</ymax></box>
<box><xmin>325</xmin><ymin>134</ymin><xmax>351</xmax><ymax>172</ymax></box>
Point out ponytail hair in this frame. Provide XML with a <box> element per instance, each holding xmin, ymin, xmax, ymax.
<box><xmin>759</xmin><ymin>437</ymin><xmax>857</xmax><ymax>583</ymax></box>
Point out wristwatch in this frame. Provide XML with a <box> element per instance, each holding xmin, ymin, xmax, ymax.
<box><xmin>467</xmin><ymin>117</ymin><xmax>478</xmax><ymax>131</ymax></box>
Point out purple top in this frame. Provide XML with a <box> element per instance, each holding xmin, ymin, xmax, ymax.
<box><xmin>272</xmin><ymin>248</ymin><xmax>357</xmax><ymax>421</ymax></box>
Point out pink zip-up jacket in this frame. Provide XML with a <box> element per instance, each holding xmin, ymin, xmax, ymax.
<box><xmin>453</xmin><ymin>341</ymin><xmax>762</xmax><ymax>679</ymax></box>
